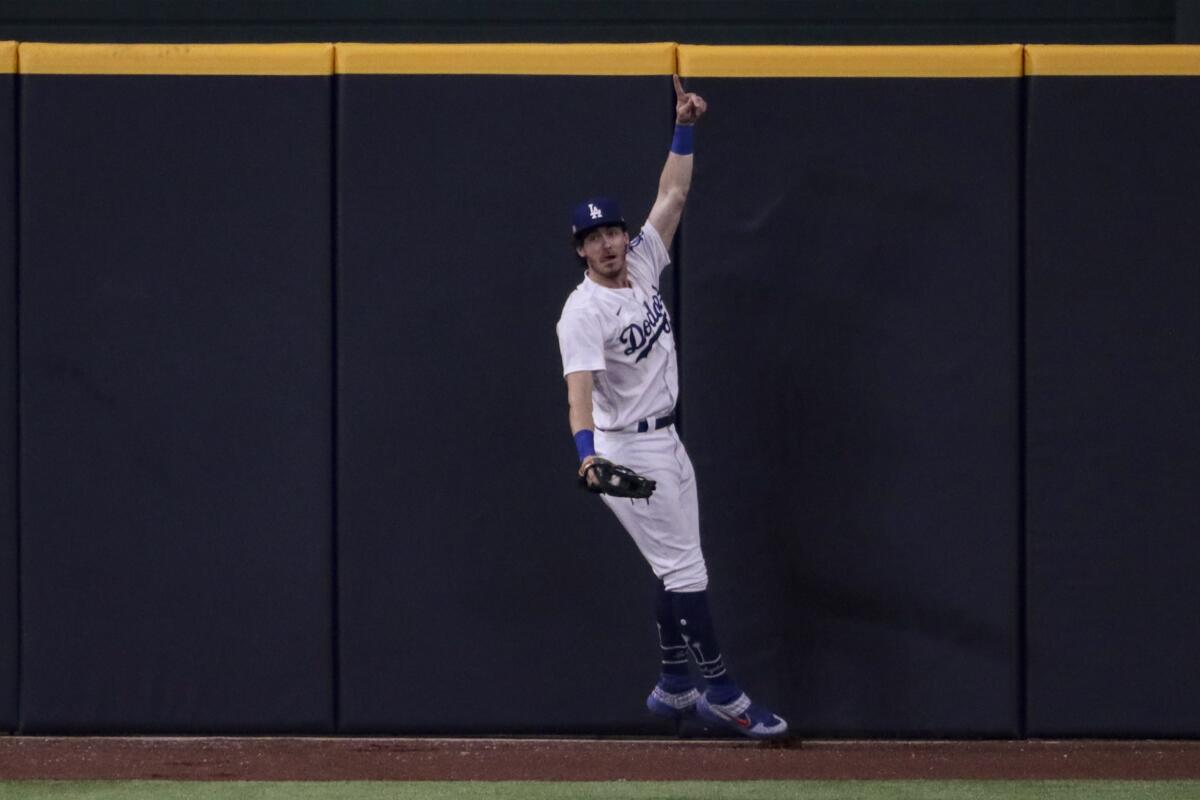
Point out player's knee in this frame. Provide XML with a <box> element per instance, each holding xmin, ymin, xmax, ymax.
<box><xmin>663</xmin><ymin>565</ymin><xmax>708</xmax><ymax>593</ymax></box>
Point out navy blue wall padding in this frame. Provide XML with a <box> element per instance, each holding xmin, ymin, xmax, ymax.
<box><xmin>0</xmin><ymin>74</ymin><xmax>16</xmax><ymax>732</ymax></box>
<box><xmin>336</xmin><ymin>75</ymin><xmax>676</xmax><ymax>733</ymax></box>
<box><xmin>1025</xmin><ymin>76</ymin><xmax>1200</xmax><ymax>737</ymax></box>
<box><xmin>19</xmin><ymin>76</ymin><xmax>334</xmax><ymax>733</ymax></box>
<box><xmin>678</xmin><ymin>78</ymin><xmax>1021</xmax><ymax>736</ymax></box>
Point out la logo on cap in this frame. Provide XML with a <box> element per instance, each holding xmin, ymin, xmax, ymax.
<box><xmin>589</xmin><ymin>203</ymin><xmax>603</xmax><ymax>220</ymax></box>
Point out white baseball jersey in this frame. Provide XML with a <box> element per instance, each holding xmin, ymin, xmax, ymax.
<box><xmin>556</xmin><ymin>221</ymin><xmax>677</xmax><ymax>431</ymax></box>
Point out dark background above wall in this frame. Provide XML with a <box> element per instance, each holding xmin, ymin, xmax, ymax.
<box><xmin>0</xmin><ymin>1</ymin><xmax>1196</xmax><ymax>45</ymax></box>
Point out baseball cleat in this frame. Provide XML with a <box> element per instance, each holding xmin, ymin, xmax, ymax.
<box><xmin>696</xmin><ymin>691</ymin><xmax>788</xmax><ymax>740</ymax></box>
<box><xmin>646</xmin><ymin>683</ymin><xmax>701</xmax><ymax>721</ymax></box>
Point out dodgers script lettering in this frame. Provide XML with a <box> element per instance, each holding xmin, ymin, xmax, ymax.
<box><xmin>620</xmin><ymin>291</ymin><xmax>672</xmax><ymax>362</ymax></box>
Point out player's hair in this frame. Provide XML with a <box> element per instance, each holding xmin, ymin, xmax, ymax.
<box><xmin>572</xmin><ymin>234</ymin><xmax>588</xmax><ymax>266</ymax></box>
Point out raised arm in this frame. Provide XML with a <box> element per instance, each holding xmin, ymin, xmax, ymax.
<box><xmin>646</xmin><ymin>75</ymin><xmax>708</xmax><ymax>249</ymax></box>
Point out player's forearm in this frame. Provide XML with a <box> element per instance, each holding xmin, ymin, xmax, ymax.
<box><xmin>565</xmin><ymin>371</ymin><xmax>596</xmax><ymax>434</ymax></box>
<box><xmin>657</xmin><ymin>150</ymin><xmax>692</xmax><ymax>209</ymax></box>
<box><xmin>568</xmin><ymin>391</ymin><xmax>598</xmax><ymax>464</ymax></box>
<box><xmin>568</xmin><ymin>396</ymin><xmax>595</xmax><ymax>434</ymax></box>
<box><xmin>647</xmin><ymin>146</ymin><xmax>693</xmax><ymax>246</ymax></box>
<box><xmin>658</xmin><ymin>78</ymin><xmax>704</xmax><ymax>215</ymax></box>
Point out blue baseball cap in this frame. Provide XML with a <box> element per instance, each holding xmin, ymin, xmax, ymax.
<box><xmin>571</xmin><ymin>197</ymin><xmax>626</xmax><ymax>238</ymax></box>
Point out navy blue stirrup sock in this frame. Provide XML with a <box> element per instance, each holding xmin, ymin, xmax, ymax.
<box><xmin>655</xmin><ymin>583</ymin><xmax>692</xmax><ymax>686</ymax></box>
<box><xmin>669</xmin><ymin>589</ymin><xmax>740</xmax><ymax>703</ymax></box>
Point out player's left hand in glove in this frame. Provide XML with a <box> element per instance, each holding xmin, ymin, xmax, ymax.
<box><xmin>578</xmin><ymin>455</ymin><xmax>656</xmax><ymax>499</ymax></box>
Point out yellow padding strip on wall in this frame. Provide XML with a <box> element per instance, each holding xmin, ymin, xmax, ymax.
<box><xmin>1025</xmin><ymin>45</ymin><xmax>1200</xmax><ymax>76</ymax></box>
<box><xmin>336</xmin><ymin>43</ymin><xmax>676</xmax><ymax>75</ymax></box>
<box><xmin>19</xmin><ymin>43</ymin><xmax>333</xmax><ymax>75</ymax></box>
<box><xmin>0</xmin><ymin>42</ymin><xmax>15</xmax><ymax>73</ymax></box>
<box><xmin>678</xmin><ymin>44</ymin><xmax>1023</xmax><ymax>78</ymax></box>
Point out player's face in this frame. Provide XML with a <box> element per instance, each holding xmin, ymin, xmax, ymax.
<box><xmin>576</xmin><ymin>225</ymin><xmax>629</xmax><ymax>283</ymax></box>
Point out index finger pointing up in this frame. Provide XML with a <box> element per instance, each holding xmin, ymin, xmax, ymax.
<box><xmin>673</xmin><ymin>74</ymin><xmax>684</xmax><ymax>99</ymax></box>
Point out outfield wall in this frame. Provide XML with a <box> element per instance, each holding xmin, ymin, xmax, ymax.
<box><xmin>334</xmin><ymin>44</ymin><xmax>679</xmax><ymax>735</ymax></box>
<box><xmin>1023</xmin><ymin>45</ymin><xmax>1200</xmax><ymax>737</ymax></box>
<box><xmin>17</xmin><ymin>44</ymin><xmax>335</xmax><ymax>733</ymax></box>
<box><xmin>675</xmin><ymin>45</ymin><xmax>1022</xmax><ymax>737</ymax></box>
<box><xmin>0</xmin><ymin>43</ymin><xmax>1196</xmax><ymax>737</ymax></box>
<box><xmin>0</xmin><ymin>43</ymin><xmax>15</xmax><ymax>732</ymax></box>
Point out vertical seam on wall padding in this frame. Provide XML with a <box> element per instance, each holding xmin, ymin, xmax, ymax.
<box><xmin>329</xmin><ymin>70</ymin><xmax>341</xmax><ymax>733</ymax></box>
<box><xmin>12</xmin><ymin>65</ymin><xmax>21</xmax><ymax>733</ymax></box>
<box><xmin>673</xmin><ymin>225</ymin><xmax>683</xmax><ymax>435</ymax></box>
<box><xmin>1016</xmin><ymin>67</ymin><xmax>1029</xmax><ymax>740</ymax></box>
<box><xmin>670</xmin><ymin>79</ymin><xmax>684</xmax><ymax>437</ymax></box>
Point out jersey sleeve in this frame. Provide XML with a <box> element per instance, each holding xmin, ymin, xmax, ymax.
<box><xmin>626</xmin><ymin>220</ymin><xmax>672</xmax><ymax>284</ymax></box>
<box><xmin>556</xmin><ymin>306</ymin><xmax>607</xmax><ymax>376</ymax></box>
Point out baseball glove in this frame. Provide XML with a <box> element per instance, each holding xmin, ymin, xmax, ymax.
<box><xmin>578</xmin><ymin>456</ymin><xmax>656</xmax><ymax>499</ymax></box>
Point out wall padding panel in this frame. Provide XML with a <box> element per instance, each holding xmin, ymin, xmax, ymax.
<box><xmin>1024</xmin><ymin>45</ymin><xmax>1200</xmax><ymax>736</ymax></box>
<box><xmin>0</xmin><ymin>44</ymin><xmax>17</xmax><ymax>732</ymax></box>
<box><xmin>336</xmin><ymin>44</ymin><xmax>679</xmax><ymax>733</ymax></box>
<box><xmin>18</xmin><ymin>44</ymin><xmax>334</xmax><ymax>732</ymax></box>
<box><xmin>675</xmin><ymin>45</ymin><xmax>1022</xmax><ymax>736</ymax></box>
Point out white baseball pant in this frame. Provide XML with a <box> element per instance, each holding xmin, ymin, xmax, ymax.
<box><xmin>594</xmin><ymin>425</ymin><xmax>708</xmax><ymax>592</ymax></box>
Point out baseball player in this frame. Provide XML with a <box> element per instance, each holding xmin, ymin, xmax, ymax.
<box><xmin>555</xmin><ymin>77</ymin><xmax>788</xmax><ymax>740</ymax></box>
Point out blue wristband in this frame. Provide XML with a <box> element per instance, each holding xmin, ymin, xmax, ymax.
<box><xmin>574</xmin><ymin>429</ymin><xmax>596</xmax><ymax>462</ymax></box>
<box><xmin>670</xmin><ymin>123</ymin><xmax>694</xmax><ymax>156</ymax></box>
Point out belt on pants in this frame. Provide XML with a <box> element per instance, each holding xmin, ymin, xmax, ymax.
<box><xmin>604</xmin><ymin>412</ymin><xmax>675</xmax><ymax>434</ymax></box>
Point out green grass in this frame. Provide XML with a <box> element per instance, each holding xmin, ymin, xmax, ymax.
<box><xmin>2</xmin><ymin>782</ymin><xmax>1200</xmax><ymax>800</ymax></box>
